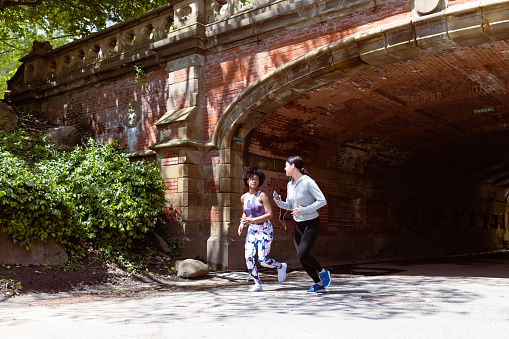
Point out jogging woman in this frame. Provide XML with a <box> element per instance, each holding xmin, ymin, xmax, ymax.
<box><xmin>274</xmin><ymin>156</ymin><xmax>330</xmax><ymax>293</ymax></box>
<box><xmin>239</xmin><ymin>166</ymin><xmax>287</xmax><ymax>292</ymax></box>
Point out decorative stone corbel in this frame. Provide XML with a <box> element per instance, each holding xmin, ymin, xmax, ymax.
<box><xmin>173</xmin><ymin>0</ymin><xmax>206</xmax><ymax>29</ymax></box>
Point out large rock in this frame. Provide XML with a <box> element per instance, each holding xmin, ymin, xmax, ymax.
<box><xmin>0</xmin><ymin>231</ymin><xmax>68</xmax><ymax>266</ymax></box>
<box><xmin>45</xmin><ymin>126</ymin><xmax>82</xmax><ymax>149</ymax></box>
<box><xmin>0</xmin><ymin>101</ymin><xmax>18</xmax><ymax>132</ymax></box>
<box><xmin>175</xmin><ymin>259</ymin><xmax>209</xmax><ymax>278</ymax></box>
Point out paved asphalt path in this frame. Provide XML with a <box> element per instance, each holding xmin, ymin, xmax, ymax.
<box><xmin>1</xmin><ymin>252</ymin><xmax>509</xmax><ymax>338</ymax></box>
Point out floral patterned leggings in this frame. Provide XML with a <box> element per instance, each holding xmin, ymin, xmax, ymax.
<box><xmin>245</xmin><ymin>221</ymin><xmax>281</xmax><ymax>284</ymax></box>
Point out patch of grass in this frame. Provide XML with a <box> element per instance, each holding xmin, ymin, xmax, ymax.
<box><xmin>1</xmin><ymin>278</ymin><xmax>22</xmax><ymax>297</ymax></box>
<box><xmin>41</xmin><ymin>262</ymin><xmax>86</xmax><ymax>274</ymax></box>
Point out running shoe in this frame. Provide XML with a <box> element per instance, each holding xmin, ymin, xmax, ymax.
<box><xmin>249</xmin><ymin>283</ymin><xmax>262</xmax><ymax>292</ymax></box>
<box><xmin>306</xmin><ymin>283</ymin><xmax>326</xmax><ymax>293</ymax></box>
<box><xmin>319</xmin><ymin>268</ymin><xmax>331</xmax><ymax>287</ymax></box>
<box><xmin>277</xmin><ymin>263</ymin><xmax>287</xmax><ymax>283</ymax></box>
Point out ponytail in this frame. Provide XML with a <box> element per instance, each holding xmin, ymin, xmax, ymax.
<box><xmin>286</xmin><ymin>155</ymin><xmax>311</xmax><ymax>177</ymax></box>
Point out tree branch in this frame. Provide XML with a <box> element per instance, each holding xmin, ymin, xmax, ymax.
<box><xmin>1</xmin><ymin>0</ymin><xmax>45</xmax><ymax>11</ymax></box>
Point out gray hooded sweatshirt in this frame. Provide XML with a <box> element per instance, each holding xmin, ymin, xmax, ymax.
<box><xmin>277</xmin><ymin>175</ymin><xmax>327</xmax><ymax>222</ymax></box>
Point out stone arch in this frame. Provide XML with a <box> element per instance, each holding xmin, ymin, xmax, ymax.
<box><xmin>203</xmin><ymin>3</ymin><xmax>509</xmax><ymax>268</ymax></box>
<box><xmin>209</xmin><ymin>1</ymin><xmax>509</xmax><ymax>153</ymax></box>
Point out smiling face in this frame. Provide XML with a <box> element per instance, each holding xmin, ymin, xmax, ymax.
<box><xmin>247</xmin><ymin>174</ymin><xmax>260</xmax><ymax>189</ymax></box>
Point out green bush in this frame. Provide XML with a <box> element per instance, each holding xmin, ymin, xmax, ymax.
<box><xmin>0</xmin><ymin>107</ymin><xmax>169</xmax><ymax>267</ymax></box>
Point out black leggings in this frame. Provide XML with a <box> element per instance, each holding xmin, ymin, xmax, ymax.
<box><xmin>294</xmin><ymin>217</ymin><xmax>323</xmax><ymax>283</ymax></box>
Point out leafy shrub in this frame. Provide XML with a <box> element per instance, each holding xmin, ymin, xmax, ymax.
<box><xmin>0</xmin><ymin>107</ymin><xmax>170</xmax><ymax>267</ymax></box>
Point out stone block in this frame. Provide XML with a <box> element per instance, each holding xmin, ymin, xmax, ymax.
<box><xmin>446</xmin><ymin>5</ymin><xmax>492</xmax><ymax>47</ymax></box>
<box><xmin>206</xmin><ymin>235</ymin><xmax>246</xmax><ymax>269</ymax></box>
<box><xmin>179</xmin><ymin>235</ymin><xmax>208</xmax><ymax>261</ymax></box>
<box><xmin>261</xmin><ymin>66</ymin><xmax>287</xmax><ymax>92</ymax></box>
<box><xmin>209</xmin><ymin>221</ymin><xmax>231</xmax><ymax>237</ymax></box>
<box><xmin>352</xmin><ymin>236</ymin><xmax>375</xmax><ymax>258</ymax></box>
<box><xmin>219</xmin><ymin>148</ymin><xmax>243</xmax><ymax>165</ymax></box>
<box><xmin>165</xmin><ymin>220</ymin><xmax>185</xmax><ymax>236</ymax></box>
<box><xmin>385</xmin><ymin>19</ymin><xmax>425</xmax><ymax>60</ymax></box>
<box><xmin>0</xmin><ymin>232</ymin><xmax>68</xmax><ymax>266</ymax></box>
<box><xmin>305</xmin><ymin>45</ymin><xmax>335</xmax><ymax>78</ymax></box>
<box><xmin>482</xmin><ymin>0</ymin><xmax>509</xmax><ymax>41</ymax></box>
<box><xmin>284</xmin><ymin>55</ymin><xmax>311</xmax><ymax>87</ymax></box>
<box><xmin>204</xmin><ymin>192</ymin><xmax>241</xmax><ymax>208</ymax></box>
<box><xmin>219</xmin><ymin>177</ymin><xmax>246</xmax><ymax>193</ymax></box>
<box><xmin>212</xmin><ymin>163</ymin><xmax>244</xmax><ymax>179</ymax></box>
<box><xmin>178</xmin><ymin>177</ymin><xmax>204</xmax><ymax>193</ymax></box>
<box><xmin>166</xmin><ymin>54</ymin><xmax>205</xmax><ymax>72</ymax></box>
<box><xmin>179</xmin><ymin>149</ymin><xmax>204</xmax><ymax>165</ymax></box>
<box><xmin>161</xmin><ymin>164</ymin><xmax>204</xmax><ymax>179</ymax></box>
<box><xmin>165</xmin><ymin>191</ymin><xmax>203</xmax><ymax>208</ymax></box>
<box><xmin>414</xmin><ymin>12</ymin><xmax>459</xmax><ymax>52</ymax></box>
<box><xmin>330</xmin><ymin>37</ymin><xmax>373</xmax><ymax>75</ymax></box>
<box><xmin>181</xmin><ymin>220</ymin><xmax>205</xmax><ymax>236</ymax></box>
<box><xmin>356</xmin><ymin>29</ymin><xmax>400</xmax><ymax>67</ymax></box>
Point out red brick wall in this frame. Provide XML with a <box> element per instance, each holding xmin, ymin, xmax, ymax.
<box><xmin>42</xmin><ymin>68</ymin><xmax>168</xmax><ymax>151</ymax></box>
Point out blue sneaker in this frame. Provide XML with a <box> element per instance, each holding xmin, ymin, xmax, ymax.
<box><xmin>320</xmin><ymin>269</ymin><xmax>331</xmax><ymax>287</ymax></box>
<box><xmin>307</xmin><ymin>283</ymin><xmax>326</xmax><ymax>293</ymax></box>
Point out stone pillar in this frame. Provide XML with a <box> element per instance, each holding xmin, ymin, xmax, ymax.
<box><xmin>158</xmin><ymin>148</ymin><xmax>206</xmax><ymax>260</ymax></box>
<box><xmin>205</xmin><ymin>147</ymin><xmax>245</xmax><ymax>269</ymax></box>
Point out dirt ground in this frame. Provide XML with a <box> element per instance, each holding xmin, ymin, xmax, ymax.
<box><xmin>0</xmin><ymin>252</ymin><xmax>181</xmax><ymax>299</ymax></box>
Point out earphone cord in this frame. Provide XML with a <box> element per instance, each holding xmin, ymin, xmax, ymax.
<box><xmin>279</xmin><ymin>205</ymin><xmax>287</xmax><ymax>230</ymax></box>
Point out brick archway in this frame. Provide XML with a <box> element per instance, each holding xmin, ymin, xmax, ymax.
<box><xmin>207</xmin><ymin>2</ymin><xmax>509</xmax><ymax>268</ymax></box>
<box><xmin>210</xmin><ymin>1</ymin><xmax>509</xmax><ymax>153</ymax></box>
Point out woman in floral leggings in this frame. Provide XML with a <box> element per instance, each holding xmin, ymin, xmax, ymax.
<box><xmin>238</xmin><ymin>166</ymin><xmax>287</xmax><ymax>292</ymax></box>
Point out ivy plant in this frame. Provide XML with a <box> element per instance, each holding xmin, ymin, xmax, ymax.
<box><xmin>0</xmin><ymin>106</ymin><xmax>171</xmax><ymax>267</ymax></box>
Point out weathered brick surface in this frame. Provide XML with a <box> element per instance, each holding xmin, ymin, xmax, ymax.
<box><xmin>204</xmin><ymin>0</ymin><xmax>411</xmax><ymax>140</ymax></box>
<box><xmin>42</xmin><ymin>68</ymin><xmax>168</xmax><ymax>151</ymax></box>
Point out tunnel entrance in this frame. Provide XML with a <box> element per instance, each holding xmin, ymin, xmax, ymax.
<box><xmin>240</xmin><ymin>41</ymin><xmax>509</xmax><ymax>259</ymax></box>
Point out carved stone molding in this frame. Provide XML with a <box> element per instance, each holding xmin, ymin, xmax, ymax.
<box><xmin>123</xmin><ymin>100</ymin><xmax>142</xmax><ymax>128</ymax></box>
<box><xmin>178</xmin><ymin>5</ymin><xmax>193</xmax><ymax>21</ymax></box>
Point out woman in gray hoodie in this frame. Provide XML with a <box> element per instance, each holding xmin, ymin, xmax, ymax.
<box><xmin>274</xmin><ymin>156</ymin><xmax>331</xmax><ymax>293</ymax></box>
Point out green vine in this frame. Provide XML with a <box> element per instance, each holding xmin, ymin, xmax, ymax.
<box><xmin>134</xmin><ymin>62</ymin><xmax>145</xmax><ymax>84</ymax></box>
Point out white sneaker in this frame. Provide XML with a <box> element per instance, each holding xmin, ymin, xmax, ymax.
<box><xmin>249</xmin><ymin>283</ymin><xmax>262</xmax><ymax>292</ymax></box>
<box><xmin>277</xmin><ymin>263</ymin><xmax>287</xmax><ymax>283</ymax></box>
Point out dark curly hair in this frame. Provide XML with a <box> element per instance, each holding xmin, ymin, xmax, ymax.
<box><xmin>242</xmin><ymin>166</ymin><xmax>265</xmax><ymax>187</ymax></box>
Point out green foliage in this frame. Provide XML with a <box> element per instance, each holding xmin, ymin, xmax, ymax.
<box><xmin>0</xmin><ymin>106</ymin><xmax>171</xmax><ymax>267</ymax></box>
<box><xmin>134</xmin><ymin>63</ymin><xmax>145</xmax><ymax>84</ymax></box>
<box><xmin>0</xmin><ymin>0</ymin><xmax>167</xmax><ymax>98</ymax></box>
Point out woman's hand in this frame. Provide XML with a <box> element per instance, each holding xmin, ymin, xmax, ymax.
<box><xmin>291</xmin><ymin>204</ymin><xmax>301</xmax><ymax>217</ymax></box>
<box><xmin>238</xmin><ymin>222</ymin><xmax>245</xmax><ymax>236</ymax></box>
<box><xmin>241</xmin><ymin>216</ymin><xmax>254</xmax><ymax>225</ymax></box>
